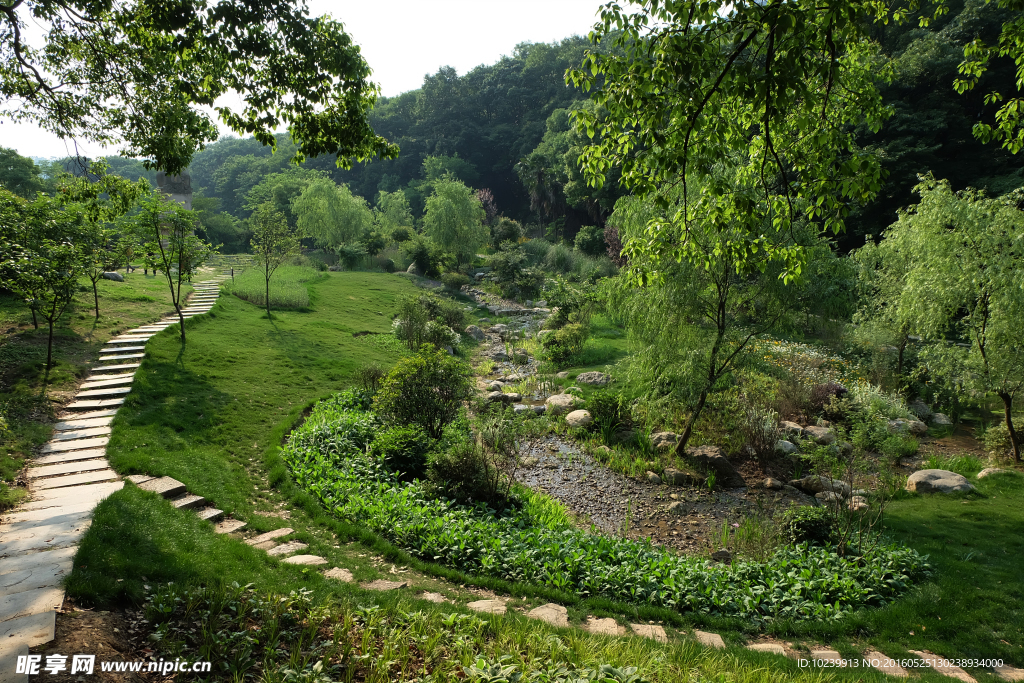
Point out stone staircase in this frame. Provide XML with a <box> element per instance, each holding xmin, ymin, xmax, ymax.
<box><xmin>0</xmin><ymin>273</ymin><xmax>231</xmax><ymax>683</ymax></box>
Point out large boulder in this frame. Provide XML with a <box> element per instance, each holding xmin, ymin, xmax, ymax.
<box><xmin>887</xmin><ymin>418</ymin><xmax>927</xmax><ymax>435</ymax></box>
<box><xmin>545</xmin><ymin>393</ymin><xmax>581</xmax><ymax>415</ymax></box>
<box><xmin>803</xmin><ymin>425</ymin><xmax>836</xmax><ymax>445</ymax></box>
<box><xmin>465</xmin><ymin>325</ymin><xmax>485</xmax><ymax>341</ymax></box>
<box><xmin>775</xmin><ymin>439</ymin><xmax>798</xmax><ymax>455</ymax></box>
<box><xmin>651</xmin><ymin>432</ymin><xmax>679</xmax><ymax>451</ymax></box>
<box><xmin>101</xmin><ymin>271</ymin><xmax>124</xmax><ymax>282</ymax></box>
<box><xmin>565</xmin><ymin>410</ymin><xmax>593</xmax><ymax>428</ymax></box>
<box><xmin>683</xmin><ymin>445</ymin><xmax>745</xmax><ymax>488</ymax></box>
<box><xmin>907</xmin><ymin>419</ymin><xmax>929</xmax><ymax>435</ymax></box>
<box><xmin>906</xmin><ymin>469</ymin><xmax>975</xmax><ymax>493</ymax></box>
<box><xmin>779</xmin><ymin>421</ymin><xmax>804</xmax><ymax>438</ymax></box>
<box><xmin>575</xmin><ymin>371</ymin><xmax>611</xmax><ymax>386</ymax></box>
<box><xmin>791</xmin><ymin>475</ymin><xmax>851</xmax><ymax>498</ymax></box>
<box><xmin>931</xmin><ymin>413</ymin><xmax>953</xmax><ymax>426</ymax></box>
<box><xmin>908</xmin><ymin>400</ymin><xmax>933</xmax><ymax>420</ymax></box>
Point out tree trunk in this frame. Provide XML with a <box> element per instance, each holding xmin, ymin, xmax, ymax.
<box><xmin>674</xmin><ymin>388</ymin><xmax>710</xmax><ymax>456</ymax></box>
<box><xmin>45</xmin><ymin>318</ymin><xmax>54</xmax><ymax>375</ymax></box>
<box><xmin>266</xmin><ymin>275</ymin><xmax>271</xmax><ymax>318</ymax></box>
<box><xmin>897</xmin><ymin>337</ymin><xmax>907</xmax><ymax>377</ymax></box>
<box><xmin>999</xmin><ymin>392</ymin><xmax>1021</xmax><ymax>463</ymax></box>
<box><xmin>178</xmin><ymin>305</ymin><xmax>186</xmax><ymax>342</ymax></box>
<box><xmin>31</xmin><ymin>307</ymin><xmax>38</xmax><ymax>329</ymax></box>
<box><xmin>92</xmin><ymin>279</ymin><xmax>100</xmax><ymax>319</ymax></box>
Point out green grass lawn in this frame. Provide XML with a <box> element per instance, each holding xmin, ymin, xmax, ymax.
<box><xmin>0</xmin><ymin>268</ymin><xmax>197</xmax><ymax>509</ymax></box>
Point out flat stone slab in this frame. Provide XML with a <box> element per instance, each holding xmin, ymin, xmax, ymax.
<box><xmin>108</xmin><ymin>335</ymin><xmax>152</xmax><ymax>342</ymax></box>
<box><xmin>126</xmin><ymin>474</ymin><xmax>154</xmax><ymax>485</ymax></box>
<box><xmin>909</xmin><ymin>650</ymin><xmax>976</xmax><ymax>683</ymax></box>
<box><xmin>694</xmin><ymin>630</ymin><xmax>726</xmax><ymax>649</ymax></box>
<box><xmin>53</xmin><ymin>416</ymin><xmax>114</xmax><ymax>431</ymax></box>
<box><xmin>267</xmin><ymin>541</ymin><xmax>307</xmax><ymax>556</ymax></box>
<box><xmin>137</xmin><ymin>476</ymin><xmax>186</xmax><ymax>498</ymax></box>
<box><xmin>28</xmin><ymin>458</ymin><xmax>109</xmax><ymax>479</ymax></box>
<box><xmin>0</xmin><ymin>551</ymin><xmax>74</xmax><ymax>592</ymax></box>
<box><xmin>629</xmin><ymin>624</ymin><xmax>667</xmax><ymax>643</ymax></box>
<box><xmin>747</xmin><ymin>643</ymin><xmax>786</xmax><ymax>655</ymax></box>
<box><xmin>196</xmin><ymin>507</ymin><xmax>223</xmax><ymax>522</ymax></box>
<box><xmin>324</xmin><ymin>568</ymin><xmax>354</xmax><ymax>582</ymax></box>
<box><xmin>864</xmin><ymin>651</ymin><xmax>909</xmax><ymax>677</ymax></box>
<box><xmin>0</xmin><ymin>609</ymin><xmax>55</xmax><ymax>646</ymax></box>
<box><xmin>0</xmin><ymin>586</ymin><xmax>64</xmax><ymax>622</ymax></box>
<box><xmin>466</xmin><ymin>599</ymin><xmax>505</xmax><ymax>615</ymax></box>
<box><xmin>169</xmin><ymin>493</ymin><xmax>205</xmax><ymax>510</ymax></box>
<box><xmin>583</xmin><ymin>617</ymin><xmax>625</xmax><ymax>636</ymax></box>
<box><xmin>49</xmin><ymin>426</ymin><xmax>111</xmax><ymax>442</ymax></box>
<box><xmin>80</xmin><ymin>375</ymin><xmax>134</xmax><ymax>389</ymax></box>
<box><xmin>418</xmin><ymin>591</ymin><xmax>448</xmax><ymax>603</ymax></box>
<box><xmin>994</xmin><ymin>664</ymin><xmax>1024</xmax><ymax>681</ymax></box>
<box><xmin>811</xmin><ymin>650</ymin><xmax>846</xmax><ymax>666</ymax></box>
<box><xmin>76</xmin><ymin>386</ymin><xmax>131</xmax><ymax>398</ymax></box>
<box><xmin>40</xmin><ymin>437</ymin><xmax>109</xmax><ymax>454</ymax></box>
<box><xmin>0</xmin><ymin>547</ymin><xmax>75</xmax><ymax>578</ymax></box>
<box><xmin>0</xmin><ymin>517</ymin><xmax>89</xmax><ymax>556</ymax></box>
<box><xmin>65</xmin><ymin>398</ymin><xmax>125</xmax><ymax>410</ymax></box>
<box><xmin>99</xmin><ymin>346</ymin><xmax>146</xmax><ymax>353</ymax></box>
<box><xmin>27</xmin><ymin>480</ymin><xmax>122</xmax><ymax>506</ymax></box>
<box><xmin>246</xmin><ymin>528</ymin><xmax>294</xmax><ymax>546</ymax></box>
<box><xmin>282</xmin><ymin>555</ymin><xmax>327</xmax><ymax>566</ymax></box>
<box><xmin>214</xmin><ymin>519</ymin><xmax>247</xmax><ymax>534</ymax></box>
<box><xmin>6</xmin><ymin>499</ymin><xmax>100</xmax><ymax>525</ymax></box>
<box><xmin>98</xmin><ymin>353</ymin><xmax>145</xmax><ymax>361</ymax></box>
<box><xmin>361</xmin><ymin>579</ymin><xmax>408</xmax><ymax>591</ymax></box>
<box><xmin>56</xmin><ymin>408</ymin><xmax>118</xmax><ymax>421</ymax></box>
<box><xmin>527</xmin><ymin>603</ymin><xmax>569</xmax><ymax>628</ymax></box>
<box><xmin>34</xmin><ymin>448</ymin><xmax>107</xmax><ymax>467</ymax></box>
<box><xmin>33</xmin><ymin>469</ymin><xmax>118</xmax><ymax>490</ymax></box>
<box><xmin>0</xmin><ymin>642</ymin><xmax>28</xmax><ymax>683</ymax></box>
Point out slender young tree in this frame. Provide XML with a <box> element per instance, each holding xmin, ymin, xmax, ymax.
<box><xmin>128</xmin><ymin>191</ymin><xmax>213</xmax><ymax>342</ymax></box>
<box><xmin>250</xmin><ymin>202</ymin><xmax>300</xmax><ymax>317</ymax></box>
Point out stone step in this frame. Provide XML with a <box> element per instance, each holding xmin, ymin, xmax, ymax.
<box><xmin>50</xmin><ymin>426</ymin><xmax>111</xmax><ymax>441</ymax></box>
<box><xmin>34</xmin><ymin>448</ymin><xmax>107</xmax><ymax>466</ymax></box>
<box><xmin>0</xmin><ymin>609</ymin><xmax>55</xmax><ymax>647</ymax></box>
<box><xmin>76</xmin><ymin>386</ymin><xmax>131</xmax><ymax>399</ymax></box>
<box><xmin>629</xmin><ymin>624</ymin><xmax>667</xmax><ymax>643</ymax></box>
<box><xmin>864</xmin><ymin>651</ymin><xmax>909</xmax><ymax>678</ymax></box>
<box><xmin>65</xmin><ymin>398</ymin><xmax>125</xmax><ymax>411</ymax></box>
<box><xmin>267</xmin><ymin>541</ymin><xmax>307</xmax><ymax>556</ymax></box>
<box><xmin>214</xmin><ymin>519</ymin><xmax>247</xmax><ymax>534</ymax></box>
<box><xmin>746</xmin><ymin>643</ymin><xmax>786</xmax><ymax>655</ymax></box>
<box><xmin>41</xmin><ymin>437</ymin><xmax>109</xmax><ymax>453</ymax></box>
<box><xmin>32</xmin><ymin>469</ymin><xmax>118</xmax><ymax>490</ymax></box>
<box><xmin>97</xmin><ymin>353</ymin><xmax>144</xmax><ymax>361</ymax></box>
<box><xmin>57</xmin><ymin>408</ymin><xmax>118</xmax><ymax>422</ymax></box>
<box><xmin>282</xmin><ymin>555</ymin><xmax>327</xmax><ymax>566</ymax></box>
<box><xmin>0</xmin><ymin>587</ymin><xmax>64</xmax><ymax>623</ymax></box>
<box><xmin>108</xmin><ymin>336</ymin><xmax>152</xmax><ymax>343</ymax></box>
<box><xmin>909</xmin><ymin>650</ymin><xmax>976</xmax><ymax>683</ymax></box>
<box><xmin>245</xmin><ymin>528</ymin><xmax>294</xmax><ymax>546</ymax></box>
<box><xmin>694</xmin><ymin>630</ymin><xmax>726</xmax><ymax>649</ymax></box>
<box><xmin>20</xmin><ymin>482</ymin><xmax>122</xmax><ymax>510</ymax></box>
<box><xmin>80</xmin><ymin>374</ymin><xmax>135</xmax><ymax>389</ymax></box>
<box><xmin>88</xmin><ymin>363</ymin><xmax>141</xmax><ymax>374</ymax></box>
<box><xmin>0</xmin><ymin>513</ymin><xmax>92</xmax><ymax>556</ymax></box>
<box><xmin>137</xmin><ymin>476</ymin><xmax>186</xmax><ymax>498</ymax></box>
<box><xmin>196</xmin><ymin>507</ymin><xmax>223</xmax><ymax>522</ymax></box>
<box><xmin>28</xmin><ymin>458</ymin><xmax>110</xmax><ymax>479</ymax></box>
<box><xmin>169</xmin><ymin>493</ymin><xmax>206</xmax><ymax>510</ymax></box>
<box><xmin>99</xmin><ymin>345</ymin><xmax>145</xmax><ymax>354</ymax></box>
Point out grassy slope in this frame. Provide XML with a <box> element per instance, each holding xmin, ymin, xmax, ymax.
<box><xmin>66</xmin><ymin>271</ymin><xmax>1024</xmax><ymax>682</ymax></box>
<box><xmin>0</xmin><ymin>270</ymin><xmax>193</xmax><ymax>509</ymax></box>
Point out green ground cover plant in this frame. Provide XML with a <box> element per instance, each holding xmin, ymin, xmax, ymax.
<box><xmin>228</xmin><ymin>265</ymin><xmax>325</xmax><ymax>310</ymax></box>
<box><xmin>282</xmin><ymin>389</ymin><xmax>930</xmax><ymax>625</ymax></box>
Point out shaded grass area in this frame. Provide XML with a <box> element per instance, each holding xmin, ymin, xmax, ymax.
<box><xmin>0</xmin><ymin>270</ymin><xmax>192</xmax><ymax>509</ymax></box>
<box><xmin>227</xmin><ymin>265</ymin><xmax>326</xmax><ymax>310</ymax></box>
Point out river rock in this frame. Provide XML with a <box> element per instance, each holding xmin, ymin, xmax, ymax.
<box><xmin>487</xmin><ymin>349</ymin><xmax>507</xmax><ymax>361</ymax></box>
<box><xmin>575</xmin><ymin>371</ymin><xmax>611</xmax><ymax>386</ymax></box>
<box><xmin>645</xmin><ymin>471</ymin><xmax>662</xmax><ymax>485</ymax></box>
<box><xmin>555</xmin><ymin>371</ymin><xmax>571</xmax><ymax>379</ymax></box>
<box><xmin>487</xmin><ymin>381</ymin><xmax>504</xmax><ymax>390</ymax></box>
<box><xmin>465</xmin><ymin>325</ymin><xmax>485</xmax><ymax>341</ymax></box>
<box><xmin>565</xmin><ymin>409</ymin><xmax>593</xmax><ymax>428</ymax></box>
<box><xmin>764</xmin><ymin>477</ymin><xmax>784</xmax><ymax>490</ymax></box>
<box><xmin>486</xmin><ymin>391</ymin><xmax>504</xmax><ymax>403</ymax></box>
<box><xmin>775</xmin><ymin>439</ymin><xmax>798</xmax><ymax>455</ymax></box>
<box><xmin>977</xmin><ymin>467</ymin><xmax>1015</xmax><ymax>479</ymax></box>
<box><xmin>931</xmin><ymin>413</ymin><xmax>953</xmax><ymax>426</ymax></box>
<box><xmin>779</xmin><ymin>421</ymin><xmax>803</xmax><ymax>437</ymax></box>
<box><xmin>684</xmin><ymin>445</ymin><xmax>745</xmax><ymax>488</ymax></box>
<box><xmin>791</xmin><ymin>475</ymin><xmax>851</xmax><ymax>498</ymax></box>
<box><xmin>908</xmin><ymin>400</ymin><xmax>933</xmax><ymax>420</ymax></box>
<box><xmin>545</xmin><ymin>393</ymin><xmax>580</xmax><ymax>415</ymax></box>
<box><xmin>531</xmin><ymin>404</ymin><xmax>546</xmax><ymax>415</ymax></box>
<box><xmin>662</xmin><ymin>467</ymin><xmax>699</xmax><ymax>486</ymax></box>
<box><xmin>651</xmin><ymin>432</ymin><xmax>679</xmax><ymax>451</ymax></box>
<box><xmin>803</xmin><ymin>425</ymin><xmax>836</xmax><ymax>445</ymax></box>
<box><xmin>513</xmin><ymin>403</ymin><xmax>531</xmax><ymax>415</ymax></box>
<box><xmin>527</xmin><ymin>603</ymin><xmax>568</xmax><ymax>628</ymax></box>
<box><xmin>907</xmin><ymin>419</ymin><xmax>929</xmax><ymax>435</ymax></box>
<box><xmin>101</xmin><ymin>271</ymin><xmax>124</xmax><ymax>282</ymax></box>
<box><xmin>906</xmin><ymin>469</ymin><xmax>975</xmax><ymax>493</ymax></box>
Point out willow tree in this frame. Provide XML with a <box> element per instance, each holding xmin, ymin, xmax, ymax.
<box><xmin>292</xmin><ymin>179</ymin><xmax>373</xmax><ymax>251</ymax></box>
<box><xmin>422</xmin><ymin>178</ymin><xmax>487</xmax><ymax>266</ymax></box>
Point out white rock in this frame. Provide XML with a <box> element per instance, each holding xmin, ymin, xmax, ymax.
<box><xmin>906</xmin><ymin>469</ymin><xmax>975</xmax><ymax>493</ymax></box>
<box><xmin>977</xmin><ymin>467</ymin><xmax>1015</xmax><ymax>479</ymax></box>
<box><xmin>565</xmin><ymin>410</ymin><xmax>593</xmax><ymax>428</ymax></box>
<box><xmin>775</xmin><ymin>439</ymin><xmax>798</xmax><ymax>455</ymax></box>
<box><xmin>545</xmin><ymin>393</ymin><xmax>580</xmax><ymax>415</ymax></box>
<box><xmin>931</xmin><ymin>413</ymin><xmax>953</xmax><ymax>426</ymax></box>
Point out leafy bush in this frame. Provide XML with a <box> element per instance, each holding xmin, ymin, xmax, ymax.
<box><xmin>392</xmin><ymin>293</ymin><xmax>465</xmax><ymax>350</ymax></box>
<box><xmin>779</xmin><ymin>506</ymin><xmax>837</xmax><ymax>546</ymax></box>
<box><xmin>574</xmin><ymin>224</ymin><xmax>606</xmax><ymax>256</ymax></box>
<box><xmin>490</xmin><ymin>241</ymin><xmax>544</xmax><ymax>299</ymax></box>
<box><xmin>541</xmin><ymin>322</ymin><xmax>589</xmax><ymax>365</ymax></box>
<box><xmin>742</xmin><ymin>405</ymin><xmax>781</xmax><ymax>462</ymax></box>
<box><xmin>354</xmin><ymin>362</ymin><xmax>385</xmax><ymax>394</ymax></box>
<box><xmin>542</xmin><ymin>276</ymin><xmax>597</xmax><ymax>329</ymax></box>
<box><xmin>372</xmin><ymin>254</ymin><xmax>396</xmax><ymax>272</ymax></box>
<box><xmin>848</xmin><ymin>381</ymin><xmax>913</xmax><ymax>420</ymax></box>
<box><xmin>336</xmin><ymin>242</ymin><xmax>367</xmax><ymax>270</ymax></box>
<box><xmin>426</xmin><ymin>431</ymin><xmax>493</xmax><ymax>504</ymax></box>
<box><xmin>879</xmin><ymin>433</ymin><xmax>919</xmax><ymax>461</ymax></box>
<box><xmin>373</xmin><ymin>345</ymin><xmax>473</xmax><ymax>439</ymax></box>
<box><xmin>587</xmin><ymin>390</ymin><xmax>634</xmax><ymax>432</ymax></box>
<box><xmin>490</xmin><ymin>217</ymin><xmax>523</xmax><ymax>247</ymax></box>
<box><xmin>544</xmin><ymin>243</ymin><xmax>578</xmax><ymax>274</ymax></box>
<box><xmin>421</xmin><ymin>293</ymin><xmax>467</xmax><ymax>333</ymax></box>
<box><xmin>810</xmin><ymin>382</ymin><xmax>848</xmax><ymax>416</ymax></box>
<box><xmin>282</xmin><ymin>399</ymin><xmax>931</xmax><ymax>624</ymax></box>
<box><xmin>372</xmin><ymin>425</ymin><xmax>432</xmax><ymax>481</ymax></box>
<box><xmin>424</xmin><ymin>320</ymin><xmax>461</xmax><ymax>348</ymax></box>
<box><xmin>982</xmin><ymin>422</ymin><xmax>1015</xmax><ymax>462</ymax></box>
<box><xmin>441</xmin><ymin>272</ymin><xmax>470</xmax><ymax>290</ymax></box>
<box><xmin>401</xmin><ymin>236</ymin><xmax>447</xmax><ymax>277</ymax></box>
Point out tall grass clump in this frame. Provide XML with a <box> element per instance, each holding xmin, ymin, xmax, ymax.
<box><xmin>230</xmin><ymin>265</ymin><xmax>323</xmax><ymax>309</ymax></box>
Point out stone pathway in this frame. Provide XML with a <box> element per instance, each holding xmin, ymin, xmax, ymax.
<box><xmin>0</xmin><ymin>273</ymin><xmax>231</xmax><ymax>683</ymax></box>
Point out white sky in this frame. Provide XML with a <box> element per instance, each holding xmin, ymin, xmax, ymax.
<box><xmin>0</xmin><ymin>0</ymin><xmax>607</xmax><ymax>160</ymax></box>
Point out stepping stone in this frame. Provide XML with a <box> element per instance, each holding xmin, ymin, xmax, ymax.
<box><xmin>694</xmin><ymin>630</ymin><xmax>726</xmax><ymax>649</ymax></box>
<box><xmin>24</xmin><ymin>481</ymin><xmax>122</xmax><ymax>508</ymax></box>
<box><xmin>267</xmin><ymin>541</ymin><xmax>307</xmax><ymax>556</ymax></box>
<box><xmin>994</xmin><ymin>664</ymin><xmax>1024</xmax><ymax>681</ymax></box>
<box><xmin>811</xmin><ymin>650</ymin><xmax>846</xmax><ymax>667</ymax></box>
<box><xmin>0</xmin><ymin>586</ymin><xmax>64</xmax><ymax>622</ymax></box>
<box><xmin>87</xmin><ymin>364</ymin><xmax>140</xmax><ymax>373</ymax></box>
<box><xmin>196</xmin><ymin>507</ymin><xmax>224</xmax><ymax>522</ymax></box>
<box><xmin>137</xmin><ymin>476</ymin><xmax>186</xmax><ymax>498</ymax></box>
<box><xmin>32</xmin><ymin>469</ymin><xmax>118</xmax><ymax>490</ymax></box>
<box><xmin>909</xmin><ymin>650</ymin><xmax>976</xmax><ymax>683</ymax></box>
<box><xmin>583</xmin><ymin>617</ymin><xmax>625</xmax><ymax>636</ymax></box>
<box><xmin>324</xmin><ymin>568</ymin><xmax>354</xmax><ymax>582</ymax></box>
<box><xmin>49</xmin><ymin>426</ymin><xmax>111</xmax><ymax>442</ymax></box>
<box><xmin>361</xmin><ymin>579</ymin><xmax>408</xmax><ymax>591</ymax></box>
<box><xmin>56</xmin><ymin>409</ymin><xmax>118</xmax><ymax>422</ymax></box>
<box><xmin>747</xmin><ymin>643</ymin><xmax>786</xmax><ymax>655</ymax></box>
<box><xmin>245</xmin><ymin>528</ymin><xmax>294</xmax><ymax>546</ymax></box>
<box><xmin>98</xmin><ymin>353</ymin><xmax>144</xmax><ymax>361</ymax></box>
<box><xmin>0</xmin><ymin>609</ymin><xmax>55</xmax><ymax>647</ymax></box>
<box><xmin>41</xmin><ymin>437</ymin><xmax>109</xmax><ymax>454</ymax></box>
<box><xmin>214</xmin><ymin>519</ymin><xmax>247</xmax><ymax>534</ymax></box>
<box><xmin>0</xmin><ymin>513</ymin><xmax>91</xmax><ymax>556</ymax></box>
<box><xmin>864</xmin><ymin>651</ymin><xmax>909</xmax><ymax>678</ymax></box>
<box><xmin>169</xmin><ymin>493</ymin><xmax>206</xmax><ymax>510</ymax></box>
<box><xmin>28</xmin><ymin>458</ymin><xmax>109</xmax><ymax>478</ymax></box>
<box><xmin>418</xmin><ymin>592</ymin><xmax>449</xmax><ymax>603</ymax></box>
<box><xmin>282</xmin><ymin>555</ymin><xmax>328</xmax><ymax>566</ymax></box>
<box><xmin>80</xmin><ymin>375</ymin><xmax>134</xmax><ymax>389</ymax></box>
<box><xmin>0</xmin><ymin>547</ymin><xmax>75</xmax><ymax>579</ymax></box>
<box><xmin>630</xmin><ymin>624</ymin><xmax>667</xmax><ymax>643</ymax></box>
<box><xmin>466</xmin><ymin>599</ymin><xmax>505</xmax><ymax>615</ymax></box>
<box><xmin>34</xmin><ymin>449</ymin><xmax>108</xmax><ymax>467</ymax></box>
<box><xmin>65</xmin><ymin>398</ymin><xmax>124</xmax><ymax>410</ymax></box>
<box><xmin>527</xmin><ymin>603</ymin><xmax>569</xmax><ymax>628</ymax></box>
<box><xmin>3</xmin><ymin>500</ymin><xmax>98</xmax><ymax>524</ymax></box>
<box><xmin>127</xmin><ymin>474</ymin><xmax>154</xmax><ymax>485</ymax></box>
<box><xmin>76</xmin><ymin>386</ymin><xmax>131</xmax><ymax>398</ymax></box>
<box><xmin>100</xmin><ymin>345</ymin><xmax>145</xmax><ymax>353</ymax></box>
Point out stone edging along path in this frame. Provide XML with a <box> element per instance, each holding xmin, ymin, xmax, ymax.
<box><xmin>0</xmin><ymin>274</ymin><xmax>232</xmax><ymax>682</ymax></box>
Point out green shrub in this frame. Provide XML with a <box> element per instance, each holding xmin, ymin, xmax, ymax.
<box><xmin>372</xmin><ymin>425</ymin><xmax>432</xmax><ymax>481</ymax></box>
<box><xmin>880</xmin><ymin>433</ymin><xmax>918</xmax><ymax>461</ymax></box>
<box><xmin>421</xmin><ymin>293</ymin><xmax>467</xmax><ymax>333</ymax></box>
<box><xmin>373</xmin><ymin>345</ymin><xmax>472</xmax><ymax>439</ymax></box>
<box><xmin>544</xmin><ymin>243</ymin><xmax>578</xmax><ymax>274</ymax></box>
<box><xmin>424</xmin><ymin>320</ymin><xmax>460</xmax><ymax>348</ymax></box>
<box><xmin>490</xmin><ymin>241</ymin><xmax>544</xmax><ymax>299</ymax></box>
<box><xmin>779</xmin><ymin>506</ymin><xmax>837</xmax><ymax>546</ymax></box>
<box><xmin>587</xmin><ymin>390</ymin><xmax>634</xmax><ymax>431</ymax></box>
<box><xmin>491</xmin><ymin>217</ymin><xmax>523</xmax><ymax>247</ymax></box>
<box><xmin>441</xmin><ymin>272</ymin><xmax>470</xmax><ymax>290</ymax></box>
<box><xmin>573</xmin><ymin>224</ymin><xmax>606</xmax><ymax>256</ymax></box>
<box><xmin>392</xmin><ymin>296</ymin><xmax>430</xmax><ymax>350</ymax></box>
<box><xmin>982</xmin><ymin>422</ymin><xmax>1014</xmax><ymax>462</ymax></box>
<box><xmin>425</xmin><ymin>433</ymin><xmax>492</xmax><ymax>504</ymax></box>
<box><xmin>392</xmin><ymin>293</ymin><xmax>465</xmax><ymax>350</ymax></box>
<box><xmin>336</xmin><ymin>242</ymin><xmax>367</xmax><ymax>270</ymax></box>
<box><xmin>541</xmin><ymin>322</ymin><xmax>589</xmax><ymax>365</ymax></box>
